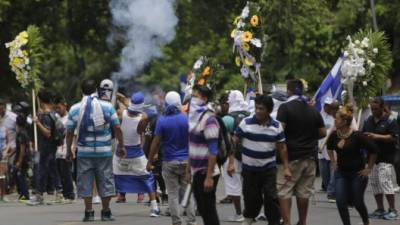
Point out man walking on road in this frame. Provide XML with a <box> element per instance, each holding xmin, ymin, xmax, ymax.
<box><xmin>66</xmin><ymin>79</ymin><xmax>126</xmax><ymax>222</ymax></box>
<box><xmin>277</xmin><ymin>79</ymin><xmax>326</xmax><ymax>225</ymax></box>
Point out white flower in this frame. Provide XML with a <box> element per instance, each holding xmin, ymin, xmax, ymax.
<box><xmin>240</xmin><ymin>66</ymin><xmax>249</xmax><ymax>78</ymax></box>
<box><xmin>343</xmin><ymin>51</ymin><xmax>349</xmax><ymax>57</ymax></box>
<box><xmin>346</xmin><ymin>35</ymin><xmax>351</xmax><ymax>41</ymax></box>
<box><xmin>370</xmin><ymin>62</ymin><xmax>375</xmax><ymax>68</ymax></box>
<box><xmin>363</xmin><ymin>37</ymin><xmax>369</xmax><ymax>43</ymax></box>
<box><xmin>373</xmin><ymin>48</ymin><xmax>378</xmax><ymax>54</ymax></box>
<box><xmin>241</xmin><ymin>5</ymin><xmax>249</xmax><ymax>19</ymax></box>
<box><xmin>355</xmin><ymin>40</ymin><xmax>360</xmax><ymax>45</ymax></box>
<box><xmin>361</xmin><ymin>42</ymin><xmax>369</xmax><ymax>48</ymax></box>
<box><xmin>193</xmin><ymin>58</ymin><xmax>203</xmax><ymax>69</ymax></box>
<box><xmin>363</xmin><ymin>81</ymin><xmax>368</xmax><ymax>86</ymax></box>
<box><xmin>367</xmin><ymin>60</ymin><xmax>372</xmax><ymax>65</ymax></box>
<box><xmin>349</xmin><ymin>43</ymin><xmax>355</xmax><ymax>48</ymax></box>
<box><xmin>237</xmin><ymin>21</ymin><xmax>245</xmax><ymax>29</ymax></box>
<box><xmin>357</xmin><ymin>49</ymin><xmax>364</xmax><ymax>55</ymax></box>
<box><xmin>250</xmin><ymin>38</ymin><xmax>262</xmax><ymax>48</ymax></box>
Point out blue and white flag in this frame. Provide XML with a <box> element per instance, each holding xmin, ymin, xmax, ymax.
<box><xmin>314</xmin><ymin>57</ymin><xmax>344</xmax><ymax>111</ymax></box>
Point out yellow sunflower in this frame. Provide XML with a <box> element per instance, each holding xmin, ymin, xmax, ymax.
<box><xmin>242</xmin><ymin>43</ymin><xmax>250</xmax><ymax>51</ymax></box>
<box><xmin>242</xmin><ymin>31</ymin><xmax>253</xmax><ymax>42</ymax></box>
<box><xmin>202</xmin><ymin>66</ymin><xmax>211</xmax><ymax>77</ymax></box>
<box><xmin>244</xmin><ymin>57</ymin><xmax>253</xmax><ymax>66</ymax></box>
<box><xmin>235</xmin><ymin>56</ymin><xmax>241</xmax><ymax>67</ymax></box>
<box><xmin>250</xmin><ymin>15</ymin><xmax>259</xmax><ymax>27</ymax></box>
<box><xmin>197</xmin><ymin>78</ymin><xmax>205</xmax><ymax>86</ymax></box>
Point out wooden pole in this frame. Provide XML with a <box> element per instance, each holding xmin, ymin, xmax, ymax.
<box><xmin>257</xmin><ymin>70</ymin><xmax>263</xmax><ymax>94</ymax></box>
<box><xmin>357</xmin><ymin>108</ymin><xmax>363</xmax><ymax>130</ymax></box>
<box><xmin>32</xmin><ymin>89</ymin><xmax>38</xmax><ymax>152</ymax></box>
<box><xmin>243</xmin><ymin>79</ymin><xmax>248</xmax><ymax>99</ymax></box>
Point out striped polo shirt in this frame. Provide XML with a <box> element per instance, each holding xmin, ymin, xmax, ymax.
<box><xmin>66</xmin><ymin>100</ymin><xmax>120</xmax><ymax>158</ymax></box>
<box><xmin>189</xmin><ymin>112</ymin><xmax>219</xmax><ymax>175</ymax></box>
<box><xmin>235</xmin><ymin>115</ymin><xmax>285</xmax><ymax>172</ymax></box>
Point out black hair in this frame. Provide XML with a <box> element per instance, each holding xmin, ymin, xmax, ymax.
<box><xmin>81</xmin><ymin>79</ymin><xmax>97</xmax><ymax>96</ymax></box>
<box><xmin>287</xmin><ymin>79</ymin><xmax>304</xmax><ymax>95</ymax></box>
<box><xmin>255</xmin><ymin>94</ymin><xmax>274</xmax><ymax>112</ymax></box>
<box><xmin>53</xmin><ymin>95</ymin><xmax>66</xmax><ymax>105</ymax></box>
<box><xmin>193</xmin><ymin>84</ymin><xmax>213</xmax><ymax>102</ymax></box>
<box><xmin>16</xmin><ymin>114</ymin><xmax>27</xmax><ymax>127</ymax></box>
<box><xmin>371</xmin><ymin>96</ymin><xmax>385</xmax><ymax>107</ymax></box>
<box><xmin>38</xmin><ymin>90</ymin><xmax>53</xmax><ymax>104</ymax></box>
<box><xmin>219</xmin><ymin>92</ymin><xmax>229</xmax><ymax>104</ymax></box>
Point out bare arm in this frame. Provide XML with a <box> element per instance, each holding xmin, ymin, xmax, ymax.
<box><xmin>66</xmin><ymin>130</ymin><xmax>74</xmax><ymax>161</ymax></box>
<box><xmin>148</xmin><ymin>136</ymin><xmax>161</xmax><ymax>165</ymax></box>
<box><xmin>319</xmin><ymin>127</ymin><xmax>327</xmax><ymax>139</ymax></box>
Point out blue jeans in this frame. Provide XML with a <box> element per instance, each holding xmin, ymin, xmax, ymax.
<box><xmin>319</xmin><ymin>159</ymin><xmax>331</xmax><ymax>191</ymax></box>
<box><xmin>327</xmin><ymin>166</ymin><xmax>336</xmax><ymax>198</ymax></box>
<box><xmin>16</xmin><ymin>165</ymin><xmax>29</xmax><ymax>198</ymax></box>
<box><xmin>335</xmin><ymin>170</ymin><xmax>369</xmax><ymax>225</ymax></box>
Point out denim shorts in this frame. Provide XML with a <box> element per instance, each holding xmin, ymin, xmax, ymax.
<box><xmin>77</xmin><ymin>157</ymin><xmax>115</xmax><ymax>198</ymax></box>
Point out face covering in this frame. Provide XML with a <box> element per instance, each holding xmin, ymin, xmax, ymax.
<box><xmin>191</xmin><ymin>97</ymin><xmax>206</xmax><ymax>106</ymax></box>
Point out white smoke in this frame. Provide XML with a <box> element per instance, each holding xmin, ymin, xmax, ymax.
<box><xmin>109</xmin><ymin>0</ymin><xmax>178</xmax><ymax>81</ymax></box>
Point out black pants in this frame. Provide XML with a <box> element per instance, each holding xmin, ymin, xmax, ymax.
<box><xmin>192</xmin><ymin>172</ymin><xmax>220</xmax><ymax>225</ymax></box>
<box><xmin>38</xmin><ymin>153</ymin><xmax>57</xmax><ymax>194</ymax></box>
<box><xmin>335</xmin><ymin>169</ymin><xmax>369</xmax><ymax>225</ymax></box>
<box><xmin>56</xmin><ymin>159</ymin><xmax>75</xmax><ymax>199</ymax></box>
<box><xmin>242</xmin><ymin>168</ymin><xmax>281</xmax><ymax>225</ymax></box>
<box><xmin>16</xmin><ymin>165</ymin><xmax>29</xmax><ymax>199</ymax></box>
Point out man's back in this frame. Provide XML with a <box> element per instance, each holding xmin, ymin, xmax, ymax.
<box><xmin>277</xmin><ymin>99</ymin><xmax>324</xmax><ymax>161</ymax></box>
<box><xmin>155</xmin><ymin>112</ymin><xmax>188</xmax><ymax>162</ymax></box>
<box><xmin>67</xmin><ymin>99</ymin><xmax>119</xmax><ymax>158</ymax></box>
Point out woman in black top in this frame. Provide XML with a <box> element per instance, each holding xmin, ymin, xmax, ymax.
<box><xmin>327</xmin><ymin>105</ymin><xmax>378</xmax><ymax>225</ymax></box>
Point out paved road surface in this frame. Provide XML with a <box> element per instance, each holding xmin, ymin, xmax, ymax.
<box><xmin>0</xmin><ymin>178</ymin><xmax>399</xmax><ymax>225</ymax></box>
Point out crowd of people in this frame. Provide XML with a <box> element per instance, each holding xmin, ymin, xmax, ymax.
<box><xmin>0</xmin><ymin>78</ymin><xmax>399</xmax><ymax>225</ymax></box>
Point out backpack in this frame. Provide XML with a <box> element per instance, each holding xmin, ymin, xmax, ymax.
<box><xmin>49</xmin><ymin>112</ymin><xmax>66</xmax><ymax>147</ymax></box>
<box><xmin>198</xmin><ymin>110</ymin><xmax>232</xmax><ymax>167</ymax></box>
<box><xmin>229</xmin><ymin>111</ymin><xmax>250</xmax><ymax>161</ymax></box>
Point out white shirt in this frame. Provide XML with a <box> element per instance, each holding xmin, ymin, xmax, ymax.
<box><xmin>0</xmin><ymin>111</ymin><xmax>17</xmax><ymax>149</ymax></box>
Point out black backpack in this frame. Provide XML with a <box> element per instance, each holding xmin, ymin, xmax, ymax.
<box><xmin>198</xmin><ymin>110</ymin><xmax>232</xmax><ymax>167</ymax></box>
<box><xmin>229</xmin><ymin>111</ymin><xmax>250</xmax><ymax>160</ymax></box>
<box><xmin>48</xmin><ymin>112</ymin><xmax>66</xmax><ymax>147</ymax></box>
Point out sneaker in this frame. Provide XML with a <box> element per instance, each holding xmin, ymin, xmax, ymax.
<box><xmin>116</xmin><ymin>198</ymin><xmax>126</xmax><ymax>203</ymax></box>
<box><xmin>369</xmin><ymin>209</ymin><xmax>386</xmax><ymax>219</ymax></box>
<box><xmin>150</xmin><ymin>208</ymin><xmax>161</xmax><ymax>217</ymax></box>
<box><xmin>82</xmin><ymin>210</ymin><xmax>95</xmax><ymax>222</ymax></box>
<box><xmin>27</xmin><ymin>195</ymin><xmax>44</xmax><ymax>206</ymax></box>
<box><xmin>327</xmin><ymin>197</ymin><xmax>336</xmax><ymax>203</ymax></box>
<box><xmin>383</xmin><ymin>209</ymin><xmax>399</xmax><ymax>220</ymax></box>
<box><xmin>54</xmin><ymin>192</ymin><xmax>64</xmax><ymax>204</ymax></box>
<box><xmin>0</xmin><ymin>197</ymin><xmax>10</xmax><ymax>203</ymax></box>
<box><xmin>18</xmin><ymin>196</ymin><xmax>29</xmax><ymax>203</ymax></box>
<box><xmin>256</xmin><ymin>213</ymin><xmax>267</xmax><ymax>221</ymax></box>
<box><xmin>101</xmin><ymin>210</ymin><xmax>115</xmax><ymax>221</ymax></box>
<box><xmin>63</xmin><ymin>198</ymin><xmax>75</xmax><ymax>204</ymax></box>
<box><xmin>93</xmin><ymin>195</ymin><xmax>101</xmax><ymax>204</ymax></box>
<box><xmin>229</xmin><ymin>214</ymin><xmax>245</xmax><ymax>222</ymax></box>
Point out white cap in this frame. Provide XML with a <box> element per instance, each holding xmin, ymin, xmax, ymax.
<box><xmin>324</xmin><ymin>97</ymin><xmax>333</xmax><ymax>105</ymax></box>
<box><xmin>100</xmin><ymin>79</ymin><xmax>113</xmax><ymax>90</ymax></box>
<box><xmin>165</xmin><ymin>91</ymin><xmax>182</xmax><ymax>109</ymax></box>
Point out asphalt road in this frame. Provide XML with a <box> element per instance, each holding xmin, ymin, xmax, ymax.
<box><xmin>0</xmin><ymin>178</ymin><xmax>399</xmax><ymax>225</ymax></box>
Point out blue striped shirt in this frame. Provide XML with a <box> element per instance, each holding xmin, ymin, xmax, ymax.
<box><xmin>66</xmin><ymin>100</ymin><xmax>120</xmax><ymax>158</ymax></box>
<box><xmin>235</xmin><ymin>115</ymin><xmax>285</xmax><ymax>172</ymax></box>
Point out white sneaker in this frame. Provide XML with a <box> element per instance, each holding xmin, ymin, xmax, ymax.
<box><xmin>230</xmin><ymin>214</ymin><xmax>245</xmax><ymax>222</ymax></box>
<box><xmin>54</xmin><ymin>192</ymin><xmax>64</xmax><ymax>204</ymax></box>
<box><xmin>27</xmin><ymin>195</ymin><xmax>44</xmax><ymax>206</ymax></box>
<box><xmin>150</xmin><ymin>208</ymin><xmax>161</xmax><ymax>217</ymax></box>
<box><xmin>93</xmin><ymin>196</ymin><xmax>101</xmax><ymax>204</ymax></box>
<box><xmin>256</xmin><ymin>213</ymin><xmax>267</xmax><ymax>221</ymax></box>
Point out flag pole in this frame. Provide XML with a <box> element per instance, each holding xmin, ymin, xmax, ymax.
<box><xmin>32</xmin><ymin>89</ymin><xmax>38</xmax><ymax>152</ymax></box>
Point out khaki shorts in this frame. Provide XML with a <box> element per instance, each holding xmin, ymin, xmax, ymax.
<box><xmin>277</xmin><ymin>158</ymin><xmax>316</xmax><ymax>199</ymax></box>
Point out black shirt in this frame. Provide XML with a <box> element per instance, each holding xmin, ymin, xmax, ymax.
<box><xmin>15</xmin><ymin>129</ymin><xmax>30</xmax><ymax>166</ymax></box>
<box><xmin>277</xmin><ymin>98</ymin><xmax>324</xmax><ymax>161</ymax></box>
<box><xmin>362</xmin><ymin>115</ymin><xmax>399</xmax><ymax>164</ymax></box>
<box><xmin>38</xmin><ymin>112</ymin><xmax>57</xmax><ymax>154</ymax></box>
<box><xmin>327</xmin><ymin>131</ymin><xmax>378</xmax><ymax>172</ymax></box>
